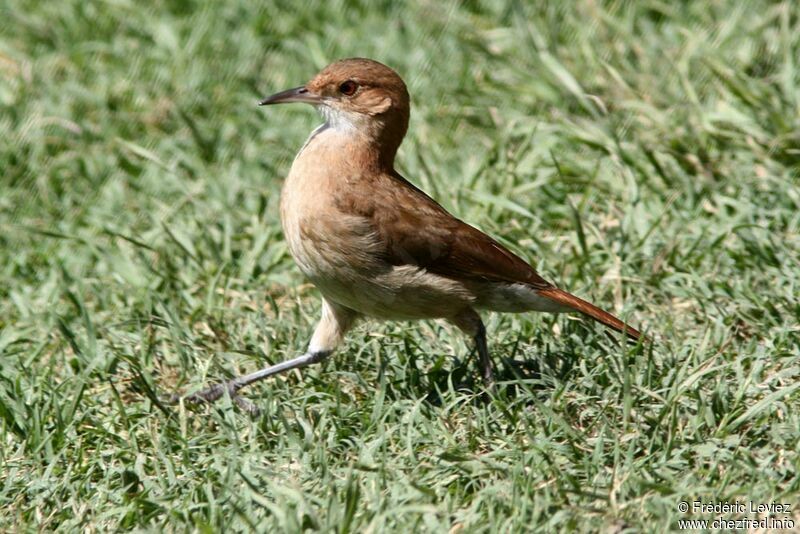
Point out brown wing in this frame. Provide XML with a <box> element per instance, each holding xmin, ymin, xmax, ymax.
<box><xmin>339</xmin><ymin>171</ymin><xmax>554</xmax><ymax>290</ymax></box>
<box><xmin>335</xmin><ymin>171</ymin><xmax>645</xmax><ymax>342</ymax></box>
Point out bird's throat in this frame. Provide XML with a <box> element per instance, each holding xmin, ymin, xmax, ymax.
<box><xmin>298</xmin><ymin>112</ymin><xmax>397</xmax><ymax>172</ymax></box>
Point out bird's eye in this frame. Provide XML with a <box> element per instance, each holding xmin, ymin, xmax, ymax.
<box><xmin>338</xmin><ymin>80</ymin><xmax>358</xmax><ymax>96</ymax></box>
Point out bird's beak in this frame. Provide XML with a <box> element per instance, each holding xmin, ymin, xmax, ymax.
<box><xmin>258</xmin><ymin>86</ymin><xmax>321</xmax><ymax>106</ymax></box>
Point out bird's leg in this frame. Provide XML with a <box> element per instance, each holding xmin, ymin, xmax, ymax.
<box><xmin>451</xmin><ymin>309</ymin><xmax>494</xmax><ymax>387</ymax></box>
<box><xmin>170</xmin><ymin>299</ymin><xmax>357</xmax><ymax>410</ymax></box>
<box><xmin>174</xmin><ymin>351</ymin><xmax>332</xmax><ymax>404</ymax></box>
<box><xmin>474</xmin><ymin>322</ymin><xmax>494</xmax><ymax>387</ymax></box>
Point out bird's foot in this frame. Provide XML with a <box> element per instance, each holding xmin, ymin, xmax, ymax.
<box><xmin>166</xmin><ymin>381</ymin><xmax>261</xmax><ymax>416</ymax></box>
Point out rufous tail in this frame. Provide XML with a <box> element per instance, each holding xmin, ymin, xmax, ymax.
<box><xmin>537</xmin><ymin>287</ymin><xmax>644</xmax><ymax>342</ymax></box>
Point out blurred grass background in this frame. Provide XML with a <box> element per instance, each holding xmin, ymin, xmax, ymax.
<box><xmin>1</xmin><ymin>0</ymin><xmax>799</xmax><ymax>531</ymax></box>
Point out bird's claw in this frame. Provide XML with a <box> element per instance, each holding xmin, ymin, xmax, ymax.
<box><xmin>165</xmin><ymin>381</ymin><xmax>260</xmax><ymax>415</ymax></box>
<box><xmin>184</xmin><ymin>382</ymin><xmax>233</xmax><ymax>403</ymax></box>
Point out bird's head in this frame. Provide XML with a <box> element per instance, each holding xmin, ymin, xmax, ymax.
<box><xmin>260</xmin><ymin>58</ymin><xmax>410</xmax><ymax>158</ymax></box>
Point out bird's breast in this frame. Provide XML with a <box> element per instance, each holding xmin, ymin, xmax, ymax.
<box><xmin>280</xmin><ymin>139</ymin><xmax>383</xmax><ymax>285</ymax></box>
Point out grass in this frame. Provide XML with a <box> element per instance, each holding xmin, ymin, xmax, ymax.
<box><xmin>1</xmin><ymin>0</ymin><xmax>799</xmax><ymax>531</ymax></box>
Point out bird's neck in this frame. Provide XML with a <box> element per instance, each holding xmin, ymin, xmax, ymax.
<box><xmin>302</xmin><ymin>107</ymin><xmax>407</xmax><ymax>171</ymax></box>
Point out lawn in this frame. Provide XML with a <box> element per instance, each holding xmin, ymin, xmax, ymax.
<box><xmin>1</xmin><ymin>0</ymin><xmax>799</xmax><ymax>531</ymax></box>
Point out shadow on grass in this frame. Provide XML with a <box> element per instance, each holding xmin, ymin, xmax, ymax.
<box><xmin>390</xmin><ymin>345</ymin><xmax>581</xmax><ymax>407</ymax></box>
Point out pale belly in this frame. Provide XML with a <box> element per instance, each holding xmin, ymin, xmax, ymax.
<box><xmin>308</xmin><ymin>264</ymin><xmax>476</xmax><ymax>320</ymax></box>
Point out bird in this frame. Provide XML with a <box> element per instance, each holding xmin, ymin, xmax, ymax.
<box><xmin>174</xmin><ymin>58</ymin><xmax>644</xmax><ymax>410</ymax></box>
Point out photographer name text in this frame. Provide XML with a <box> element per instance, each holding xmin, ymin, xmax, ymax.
<box><xmin>690</xmin><ymin>500</ymin><xmax>790</xmax><ymax>515</ymax></box>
